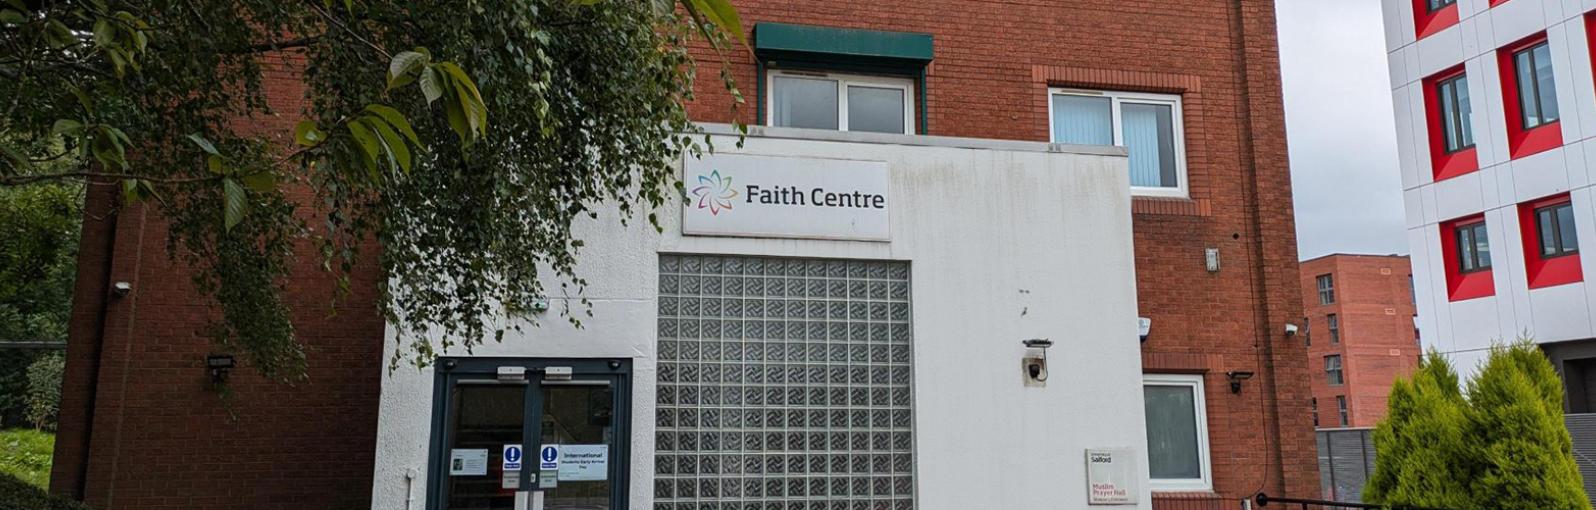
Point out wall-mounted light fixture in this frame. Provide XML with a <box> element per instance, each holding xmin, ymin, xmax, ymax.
<box><xmin>206</xmin><ymin>354</ymin><xmax>235</xmax><ymax>385</ymax></box>
<box><xmin>1022</xmin><ymin>339</ymin><xmax>1053</xmax><ymax>384</ymax></box>
<box><xmin>1226</xmin><ymin>370</ymin><xmax>1255</xmax><ymax>394</ymax></box>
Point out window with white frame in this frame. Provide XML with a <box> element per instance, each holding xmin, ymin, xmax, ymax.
<box><xmin>767</xmin><ymin>70</ymin><xmax>914</xmax><ymax>134</ymax></box>
<box><xmin>1049</xmin><ymin>88</ymin><xmax>1188</xmax><ymax>196</ymax></box>
<box><xmin>1142</xmin><ymin>373</ymin><xmax>1212</xmax><ymax>491</ymax></box>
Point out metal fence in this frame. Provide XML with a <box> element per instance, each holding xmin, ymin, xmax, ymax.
<box><xmin>1566</xmin><ymin>413</ymin><xmax>1596</xmax><ymax>507</ymax></box>
<box><xmin>1317</xmin><ymin>427</ymin><xmax>1376</xmax><ymax>503</ymax></box>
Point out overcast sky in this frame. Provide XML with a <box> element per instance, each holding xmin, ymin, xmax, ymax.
<box><xmin>1276</xmin><ymin>0</ymin><xmax>1409</xmax><ymax>260</ymax></box>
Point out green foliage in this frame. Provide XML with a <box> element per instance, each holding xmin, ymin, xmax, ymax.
<box><xmin>1466</xmin><ymin>341</ymin><xmax>1589</xmax><ymax>510</ymax></box>
<box><xmin>25</xmin><ymin>353</ymin><xmax>63</xmax><ymax>431</ymax></box>
<box><xmin>1366</xmin><ymin>342</ymin><xmax>1593</xmax><ymax>510</ymax></box>
<box><xmin>0</xmin><ymin>182</ymin><xmax>78</xmax><ymax>428</ymax></box>
<box><xmin>0</xmin><ymin>429</ymin><xmax>57</xmax><ymax>492</ymax></box>
<box><xmin>1</xmin><ymin>0</ymin><xmax>744</xmax><ymax>379</ymax></box>
<box><xmin>1364</xmin><ymin>351</ymin><xmax>1471</xmax><ymax>508</ymax></box>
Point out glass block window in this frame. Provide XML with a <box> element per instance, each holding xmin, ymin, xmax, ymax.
<box><xmin>656</xmin><ymin>255</ymin><xmax>916</xmax><ymax>510</ymax></box>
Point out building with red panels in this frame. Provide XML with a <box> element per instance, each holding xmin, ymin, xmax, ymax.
<box><xmin>1299</xmin><ymin>255</ymin><xmax>1420</xmax><ymax>429</ymax></box>
<box><xmin>1383</xmin><ymin>0</ymin><xmax>1596</xmax><ymax>498</ymax></box>
<box><xmin>51</xmin><ymin>1</ymin><xmax>1317</xmax><ymax>509</ymax></box>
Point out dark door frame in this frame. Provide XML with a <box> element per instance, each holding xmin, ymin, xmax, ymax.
<box><xmin>425</xmin><ymin>357</ymin><xmax>633</xmax><ymax>510</ymax></box>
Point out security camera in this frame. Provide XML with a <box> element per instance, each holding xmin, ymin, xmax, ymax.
<box><xmin>1284</xmin><ymin>323</ymin><xmax>1299</xmax><ymax>337</ymax></box>
<box><xmin>1021</xmin><ymin>339</ymin><xmax>1052</xmax><ymax>384</ymax></box>
<box><xmin>111</xmin><ymin>281</ymin><xmax>132</xmax><ymax>298</ymax></box>
<box><xmin>1137</xmin><ymin>317</ymin><xmax>1152</xmax><ymax>343</ymax></box>
<box><xmin>1024</xmin><ymin>356</ymin><xmax>1048</xmax><ymax>383</ymax></box>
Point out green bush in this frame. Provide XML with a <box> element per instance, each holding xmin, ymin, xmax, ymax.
<box><xmin>1364</xmin><ymin>351</ymin><xmax>1471</xmax><ymax>508</ymax></box>
<box><xmin>1366</xmin><ymin>341</ymin><xmax>1593</xmax><ymax>510</ymax></box>
<box><xmin>1466</xmin><ymin>342</ymin><xmax>1589</xmax><ymax>509</ymax></box>
<box><xmin>0</xmin><ymin>470</ymin><xmax>88</xmax><ymax>510</ymax></box>
<box><xmin>25</xmin><ymin>354</ymin><xmax>63</xmax><ymax>431</ymax></box>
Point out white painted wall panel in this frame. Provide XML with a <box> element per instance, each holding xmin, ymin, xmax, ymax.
<box><xmin>1395</xmin><ymin>84</ymin><xmax>1424</xmax><ymax>190</ymax></box>
<box><xmin>1496</xmin><ymin>0</ymin><xmax>1554</xmax><ymax>45</ymax></box>
<box><xmin>1479</xmin><ymin>53</ymin><xmax>1512</xmax><ymax>168</ymax></box>
<box><xmin>1419</xmin><ymin>26</ymin><xmax>1468</xmax><ymax>78</ymax></box>
<box><xmin>1434</xmin><ymin>171</ymin><xmax>1488</xmax><ymax>219</ymax></box>
<box><xmin>1386</xmin><ymin>0</ymin><xmax>1409</xmax><ymax>53</ymax></box>
<box><xmin>1530</xmin><ymin>283</ymin><xmax>1594</xmax><ymax>340</ymax></box>
<box><xmin>368</xmin><ymin>127</ymin><xmax>1146</xmax><ymax>510</ymax></box>
<box><xmin>1511</xmin><ymin>147</ymin><xmax>1573</xmax><ymax>200</ymax></box>
<box><xmin>1451</xmin><ymin>296</ymin><xmax>1506</xmax><ymax>352</ymax></box>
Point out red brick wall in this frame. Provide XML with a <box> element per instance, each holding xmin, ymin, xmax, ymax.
<box><xmin>51</xmin><ymin>53</ymin><xmax>386</xmax><ymax>510</ymax></box>
<box><xmin>1299</xmin><ymin>255</ymin><xmax>1421</xmax><ymax>429</ymax></box>
<box><xmin>54</xmin><ymin>0</ymin><xmax>1317</xmax><ymax>507</ymax></box>
<box><xmin>683</xmin><ymin>0</ymin><xmax>1316</xmax><ymax>502</ymax></box>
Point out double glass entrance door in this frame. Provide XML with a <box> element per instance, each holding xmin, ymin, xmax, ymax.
<box><xmin>430</xmin><ymin>358</ymin><xmax>630</xmax><ymax>510</ymax></box>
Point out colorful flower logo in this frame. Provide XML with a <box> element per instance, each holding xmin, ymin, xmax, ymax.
<box><xmin>690</xmin><ymin>170</ymin><xmax>738</xmax><ymax>216</ymax></box>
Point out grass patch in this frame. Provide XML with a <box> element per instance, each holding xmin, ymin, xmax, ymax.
<box><xmin>0</xmin><ymin>429</ymin><xmax>54</xmax><ymax>490</ymax></box>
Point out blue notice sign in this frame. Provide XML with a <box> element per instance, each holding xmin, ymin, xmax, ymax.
<box><xmin>539</xmin><ymin>444</ymin><xmax>560</xmax><ymax>471</ymax></box>
<box><xmin>503</xmin><ymin>444</ymin><xmax>523</xmax><ymax>471</ymax></box>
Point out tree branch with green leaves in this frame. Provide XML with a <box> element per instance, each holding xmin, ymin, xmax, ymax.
<box><xmin>0</xmin><ymin>0</ymin><xmax>746</xmax><ymax>380</ymax></box>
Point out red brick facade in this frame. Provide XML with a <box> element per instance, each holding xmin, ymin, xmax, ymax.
<box><xmin>52</xmin><ymin>0</ymin><xmax>1317</xmax><ymax>508</ymax></box>
<box><xmin>1299</xmin><ymin>255</ymin><xmax>1421</xmax><ymax>429</ymax></box>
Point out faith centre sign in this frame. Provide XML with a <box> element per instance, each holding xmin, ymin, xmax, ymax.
<box><xmin>682</xmin><ymin>152</ymin><xmax>890</xmax><ymax>241</ymax></box>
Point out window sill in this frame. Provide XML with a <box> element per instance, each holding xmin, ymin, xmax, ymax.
<box><xmin>1132</xmin><ymin>197</ymin><xmax>1211</xmax><ymax>217</ymax></box>
<box><xmin>1149</xmin><ymin>485</ymin><xmax>1215</xmax><ymax>495</ymax></box>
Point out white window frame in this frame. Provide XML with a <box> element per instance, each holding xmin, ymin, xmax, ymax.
<box><xmin>766</xmin><ymin>70</ymin><xmax>915</xmax><ymax>134</ymax></box>
<box><xmin>1142</xmin><ymin>373</ymin><xmax>1213</xmax><ymax>492</ymax></box>
<box><xmin>1047</xmin><ymin>87</ymin><xmax>1190</xmax><ymax>198</ymax></box>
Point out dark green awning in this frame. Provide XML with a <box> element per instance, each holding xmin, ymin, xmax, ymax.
<box><xmin>753</xmin><ymin>23</ymin><xmax>933</xmax><ymax>64</ymax></box>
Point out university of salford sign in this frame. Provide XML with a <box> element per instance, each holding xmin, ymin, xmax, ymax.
<box><xmin>682</xmin><ymin>152</ymin><xmax>890</xmax><ymax>241</ymax></box>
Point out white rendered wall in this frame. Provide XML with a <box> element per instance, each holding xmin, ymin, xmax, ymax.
<box><xmin>367</xmin><ymin>125</ymin><xmax>1149</xmax><ymax>510</ymax></box>
<box><xmin>1386</xmin><ymin>0</ymin><xmax>1596</xmax><ymax>374</ymax></box>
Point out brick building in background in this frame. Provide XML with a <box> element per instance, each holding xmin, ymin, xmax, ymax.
<box><xmin>1300</xmin><ymin>254</ymin><xmax>1420</xmax><ymax>430</ymax></box>
<box><xmin>51</xmin><ymin>1</ymin><xmax>1319</xmax><ymax>509</ymax></box>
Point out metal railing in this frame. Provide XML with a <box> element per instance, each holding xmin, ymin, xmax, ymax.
<box><xmin>1254</xmin><ymin>493</ymin><xmax>1451</xmax><ymax>510</ymax></box>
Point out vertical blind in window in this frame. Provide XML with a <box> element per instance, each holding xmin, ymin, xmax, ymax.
<box><xmin>1514</xmin><ymin>42</ymin><xmax>1559</xmax><ymax>130</ymax></box>
<box><xmin>1437</xmin><ymin>74</ymin><xmax>1473</xmax><ymax>152</ymax></box>
<box><xmin>1050</xmin><ymin>95</ymin><xmax>1113</xmax><ymax>145</ymax></box>
<box><xmin>1122</xmin><ymin>103</ymin><xmax>1178</xmax><ymax>188</ymax></box>
<box><xmin>1143</xmin><ymin>384</ymin><xmax>1202</xmax><ymax>480</ymax></box>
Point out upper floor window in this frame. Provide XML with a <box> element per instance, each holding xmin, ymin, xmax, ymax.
<box><xmin>1326</xmin><ymin>355</ymin><xmax>1344</xmax><ymax>386</ymax></box>
<box><xmin>1049</xmin><ymin>89</ymin><xmax>1187</xmax><ymax>197</ymax></box>
<box><xmin>1337</xmin><ymin>395</ymin><xmax>1350</xmax><ymax>426</ymax></box>
<box><xmin>1520</xmin><ymin>195</ymin><xmax>1583</xmax><ymax>289</ymax></box>
<box><xmin>1311</xmin><ymin>397</ymin><xmax>1319</xmax><ymax>428</ymax></box>
<box><xmin>1512</xmin><ymin>41</ymin><xmax>1560</xmax><ymax>131</ymax></box>
<box><xmin>1536</xmin><ymin>201</ymin><xmax>1579</xmax><ymax>258</ymax></box>
<box><xmin>1316</xmin><ymin>274</ymin><xmax>1335</xmax><ymax>304</ymax></box>
<box><xmin>1327</xmin><ymin>314</ymin><xmax>1341</xmax><ymax>344</ymax></box>
<box><xmin>768</xmin><ymin>70</ymin><xmax>913</xmax><ymax>134</ymax></box>
<box><xmin>1436</xmin><ymin>74</ymin><xmax>1473</xmax><ymax>153</ymax></box>
<box><xmin>1142</xmin><ymin>374</ymin><xmax>1212</xmax><ymax>491</ymax></box>
<box><xmin>1414</xmin><ymin>0</ymin><xmax>1460</xmax><ymax>39</ymax></box>
<box><xmin>1456</xmin><ymin>221</ymin><xmax>1492</xmax><ymax>273</ymax></box>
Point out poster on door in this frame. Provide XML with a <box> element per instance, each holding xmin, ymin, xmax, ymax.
<box><xmin>557</xmin><ymin>444</ymin><xmax>609</xmax><ymax>481</ymax></box>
